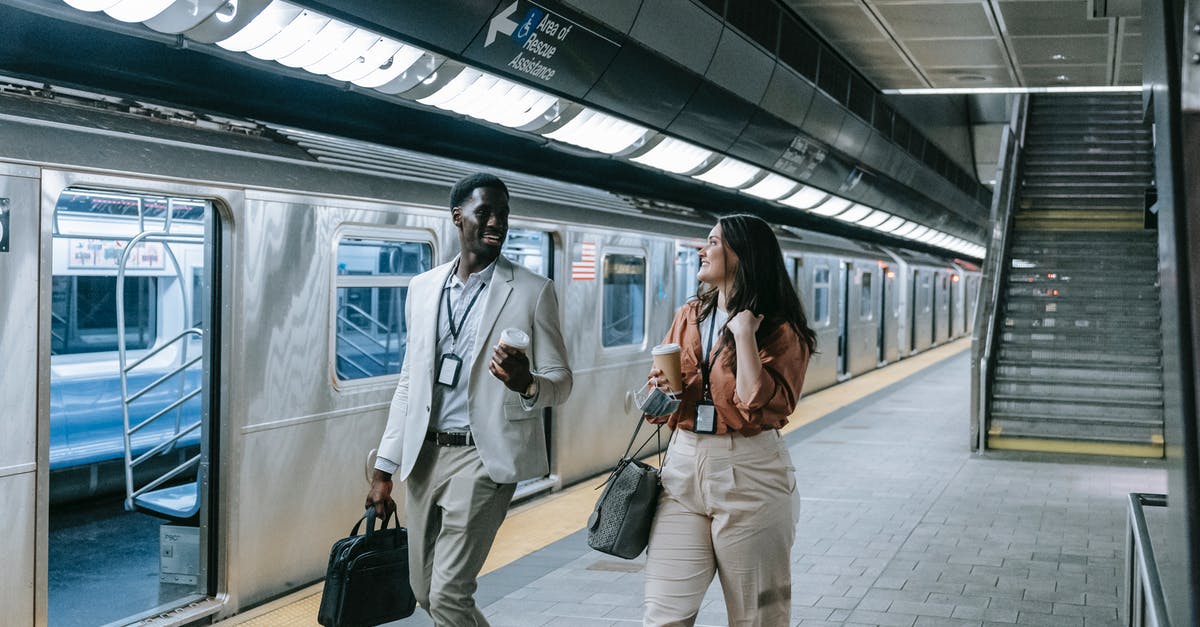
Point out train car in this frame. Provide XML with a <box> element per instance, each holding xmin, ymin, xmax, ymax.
<box><xmin>0</xmin><ymin>87</ymin><xmax>978</xmax><ymax>625</ymax></box>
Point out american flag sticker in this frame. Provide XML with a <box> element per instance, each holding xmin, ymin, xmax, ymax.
<box><xmin>571</xmin><ymin>241</ymin><xmax>596</xmax><ymax>280</ymax></box>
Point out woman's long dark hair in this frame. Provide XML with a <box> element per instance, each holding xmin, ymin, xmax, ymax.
<box><xmin>697</xmin><ymin>214</ymin><xmax>818</xmax><ymax>360</ymax></box>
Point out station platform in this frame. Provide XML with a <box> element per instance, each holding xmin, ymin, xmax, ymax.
<box><xmin>222</xmin><ymin>339</ymin><xmax>1166</xmax><ymax>627</ymax></box>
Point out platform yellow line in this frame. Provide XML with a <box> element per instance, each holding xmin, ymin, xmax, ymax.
<box><xmin>482</xmin><ymin>338</ymin><xmax>971</xmax><ymax>574</ymax></box>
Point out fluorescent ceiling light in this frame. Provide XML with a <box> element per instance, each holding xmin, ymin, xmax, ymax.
<box><xmin>246</xmin><ymin>9</ymin><xmax>329</xmax><ymax>60</ymax></box>
<box><xmin>303</xmin><ymin>29</ymin><xmax>379</xmax><ymax>76</ymax></box>
<box><xmin>353</xmin><ymin>46</ymin><xmax>426</xmax><ymax>88</ymax></box>
<box><xmin>277</xmin><ymin>20</ymin><xmax>356</xmax><ymax>68</ymax></box>
<box><xmin>834</xmin><ymin>204</ymin><xmax>873</xmax><ymax>223</ymax></box>
<box><xmin>883</xmin><ymin>85</ymin><xmax>1143</xmax><ymax>95</ymax></box>
<box><xmin>692</xmin><ymin>157</ymin><xmax>761</xmax><ymax>189</ymax></box>
<box><xmin>64</xmin><ymin>0</ymin><xmax>120</xmax><ymax>10</ymax></box>
<box><xmin>875</xmin><ymin>215</ymin><xmax>906</xmax><ymax>232</ymax></box>
<box><xmin>891</xmin><ymin>222</ymin><xmax>919</xmax><ymax>237</ymax></box>
<box><xmin>779</xmin><ymin>186</ymin><xmax>827</xmax><ymax>210</ymax></box>
<box><xmin>743</xmin><ymin>173</ymin><xmax>797</xmax><ymax>200</ymax></box>
<box><xmin>856</xmin><ymin>210</ymin><xmax>890</xmax><ymax>228</ymax></box>
<box><xmin>328</xmin><ymin>37</ymin><xmax>406</xmax><ymax>82</ymax></box>
<box><xmin>104</xmin><ymin>0</ymin><xmax>174</xmax><ymax>22</ymax></box>
<box><xmin>629</xmin><ymin>137</ymin><xmax>712</xmax><ymax>174</ymax></box>
<box><xmin>542</xmin><ymin>108</ymin><xmax>648</xmax><ymax>154</ymax></box>
<box><xmin>809</xmin><ymin>196</ymin><xmax>852</xmax><ymax>217</ymax></box>
<box><xmin>217</xmin><ymin>1</ymin><xmax>300</xmax><ymax>52</ymax></box>
<box><xmin>419</xmin><ymin>69</ymin><xmax>558</xmax><ymax>128</ymax></box>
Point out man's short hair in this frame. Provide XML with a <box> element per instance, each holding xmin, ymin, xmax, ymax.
<box><xmin>450</xmin><ymin>173</ymin><xmax>509</xmax><ymax>209</ymax></box>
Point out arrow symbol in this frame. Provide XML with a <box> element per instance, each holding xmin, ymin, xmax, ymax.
<box><xmin>485</xmin><ymin>1</ymin><xmax>518</xmax><ymax>47</ymax></box>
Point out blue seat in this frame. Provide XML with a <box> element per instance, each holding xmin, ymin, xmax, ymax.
<box><xmin>131</xmin><ymin>482</ymin><xmax>199</xmax><ymax>520</ymax></box>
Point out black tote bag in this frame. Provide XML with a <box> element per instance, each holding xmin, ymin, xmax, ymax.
<box><xmin>318</xmin><ymin>508</ymin><xmax>416</xmax><ymax>627</ymax></box>
<box><xmin>587</xmin><ymin>416</ymin><xmax>663</xmax><ymax>559</ymax></box>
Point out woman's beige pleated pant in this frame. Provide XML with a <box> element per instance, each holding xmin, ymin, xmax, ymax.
<box><xmin>643</xmin><ymin>428</ymin><xmax>800</xmax><ymax>627</ymax></box>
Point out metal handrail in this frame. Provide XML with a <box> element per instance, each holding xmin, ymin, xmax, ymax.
<box><xmin>971</xmin><ymin>94</ymin><xmax>1029</xmax><ymax>451</ymax></box>
<box><xmin>1124</xmin><ymin>493</ymin><xmax>1169</xmax><ymax>626</ymax></box>
<box><xmin>335</xmin><ymin>302</ymin><xmax>396</xmax><ymax>374</ymax></box>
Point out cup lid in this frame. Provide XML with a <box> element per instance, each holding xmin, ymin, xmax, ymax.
<box><xmin>652</xmin><ymin>343</ymin><xmax>681</xmax><ymax>354</ymax></box>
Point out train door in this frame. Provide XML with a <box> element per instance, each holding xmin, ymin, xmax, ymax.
<box><xmin>910</xmin><ymin>269</ymin><xmax>919</xmax><ymax>353</ymax></box>
<box><xmin>502</xmin><ymin>228</ymin><xmax>556</xmax><ymax>495</ymax></box>
<box><xmin>46</xmin><ymin>186</ymin><xmax>217</xmax><ymax>626</ymax></box>
<box><xmin>949</xmin><ymin>273</ymin><xmax>958</xmax><ymax>337</ymax></box>
<box><xmin>878</xmin><ymin>265</ymin><xmax>888</xmax><ymax>364</ymax></box>
<box><xmin>930</xmin><ymin>271</ymin><xmax>939</xmax><ymax>345</ymax></box>
<box><xmin>838</xmin><ymin>261</ymin><xmax>850</xmax><ymax>376</ymax></box>
<box><xmin>0</xmin><ymin>170</ymin><xmax>38</xmax><ymax>623</ymax></box>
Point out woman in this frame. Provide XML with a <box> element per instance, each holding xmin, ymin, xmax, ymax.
<box><xmin>643</xmin><ymin>214</ymin><xmax>816</xmax><ymax>627</ymax></box>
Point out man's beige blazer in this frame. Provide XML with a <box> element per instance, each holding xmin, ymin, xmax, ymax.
<box><xmin>376</xmin><ymin>254</ymin><xmax>572</xmax><ymax>483</ymax></box>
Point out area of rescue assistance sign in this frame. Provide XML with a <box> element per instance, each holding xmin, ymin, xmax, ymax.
<box><xmin>465</xmin><ymin>0</ymin><xmax>620</xmax><ymax>97</ymax></box>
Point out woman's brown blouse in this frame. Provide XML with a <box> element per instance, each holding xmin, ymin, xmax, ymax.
<box><xmin>653</xmin><ymin>301</ymin><xmax>810</xmax><ymax>436</ymax></box>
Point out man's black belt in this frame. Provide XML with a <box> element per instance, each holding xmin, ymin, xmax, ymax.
<box><xmin>425</xmin><ymin>431</ymin><xmax>475</xmax><ymax>447</ymax></box>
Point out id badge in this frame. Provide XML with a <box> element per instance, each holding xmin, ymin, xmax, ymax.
<box><xmin>437</xmin><ymin>354</ymin><xmax>463</xmax><ymax>387</ymax></box>
<box><xmin>694</xmin><ymin>400</ymin><xmax>717</xmax><ymax>434</ymax></box>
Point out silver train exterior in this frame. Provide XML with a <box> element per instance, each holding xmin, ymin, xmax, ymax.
<box><xmin>0</xmin><ymin>92</ymin><xmax>978</xmax><ymax>622</ymax></box>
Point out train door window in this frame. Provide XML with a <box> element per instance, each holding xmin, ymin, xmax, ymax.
<box><xmin>674</xmin><ymin>245</ymin><xmax>700</xmax><ymax>308</ymax></box>
<box><xmin>602</xmin><ymin>252</ymin><xmax>646</xmax><ymax>347</ymax></box>
<box><xmin>48</xmin><ymin>188</ymin><xmax>213</xmax><ymax>626</ymax></box>
<box><xmin>813</xmin><ymin>266</ymin><xmax>831</xmax><ymax>324</ymax></box>
<box><xmin>837</xmin><ymin>262</ymin><xmax>851</xmax><ymax>375</ymax></box>
<box><xmin>503</xmin><ymin>228</ymin><xmax>552</xmax><ymax>277</ymax></box>
<box><xmin>859</xmin><ymin>271</ymin><xmax>873</xmax><ymax>320</ymax></box>
<box><xmin>878</xmin><ymin>266</ymin><xmax>888</xmax><ymax>363</ymax></box>
<box><xmin>333</xmin><ymin>233</ymin><xmax>433</xmax><ymax>382</ymax></box>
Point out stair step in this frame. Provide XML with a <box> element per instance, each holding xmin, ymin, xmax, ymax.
<box><xmin>1001</xmin><ymin>315</ymin><xmax>1162</xmax><ymax>331</ymax></box>
<box><xmin>1025</xmin><ymin>146</ymin><xmax>1150</xmax><ymax>157</ymax></box>
<box><xmin>998</xmin><ymin>346</ymin><xmax>1162</xmax><ymax>366</ymax></box>
<box><xmin>988</xmin><ymin>415</ymin><xmax>1161</xmax><ymax>443</ymax></box>
<box><xmin>1001</xmin><ymin>301</ymin><xmax>1161</xmax><ymax>319</ymax></box>
<box><xmin>992</xmin><ymin>396</ymin><xmax>1163</xmax><ymax>417</ymax></box>
<box><xmin>1005</xmin><ymin>287</ymin><xmax>1160</xmax><ymax>303</ymax></box>
<box><xmin>1025</xmin><ymin>170</ymin><xmax>1153</xmax><ymax>180</ymax></box>
<box><xmin>1010</xmin><ymin>231</ymin><xmax>1156</xmax><ymax>245</ymax></box>
<box><xmin>996</xmin><ymin>363</ymin><xmax>1163</xmax><ymax>385</ymax></box>
<box><xmin>1014</xmin><ymin>209</ymin><xmax>1145</xmax><ymax>222</ymax></box>
<box><xmin>1006</xmin><ymin>269</ymin><xmax>1157</xmax><ymax>283</ymax></box>
<box><xmin>1025</xmin><ymin>156</ymin><xmax>1154</xmax><ymax>168</ymax></box>
<box><xmin>993</xmin><ymin>379</ymin><xmax>1163</xmax><ymax>402</ymax></box>
<box><xmin>999</xmin><ymin>329</ymin><xmax>1161</xmax><ymax>346</ymax></box>
<box><xmin>1007</xmin><ymin>258</ymin><xmax>1157</xmax><ymax>273</ymax></box>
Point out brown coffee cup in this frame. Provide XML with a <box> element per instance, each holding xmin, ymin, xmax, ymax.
<box><xmin>652</xmin><ymin>343</ymin><xmax>683</xmax><ymax>393</ymax></box>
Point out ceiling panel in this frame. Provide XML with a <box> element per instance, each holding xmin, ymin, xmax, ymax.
<box><xmin>1023</xmin><ymin>65</ymin><xmax>1110</xmax><ymax>84</ymax></box>
<box><xmin>1009</xmin><ymin>35</ymin><xmax>1111</xmax><ymax>65</ymax></box>
<box><xmin>859</xmin><ymin>66</ymin><xmax>928</xmax><ymax>90</ymax></box>
<box><xmin>832</xmin><ymin>39</ymin><xmax>908</xmax><ymax>68</ymax></box>
<box><xmin>874</xmin><ymin>3</ymin><xmax>997</xmax><ymax>39</ymax></box>
<box><xmin>795</xmin><ymin>4</ymin><xmax>885</xmax><ymax>41</ymax></box>
<box><xmin>906</xmin><ymin>38</ymin><xmax>1009</xmax><ymax>68</ymax></box>
<box><xmin>925</xmin><ymin>67</ymin><xmax>1013</xmax><ymax>88</ymax></box>
<box><xmin>998</xmin><ymin>1</ymin><xmax>1112</xmax><ymax>37</ymax></box>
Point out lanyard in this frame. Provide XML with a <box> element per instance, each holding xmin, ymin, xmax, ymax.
<box><xmin>437</xmin><ymin>272</ymin><xmax>487</xmax><ymax>346</ymax></box>
<box><xmin>700</xmin><ymin>312</ymin><xmax>724</xmax><ymax>400</ymax></box>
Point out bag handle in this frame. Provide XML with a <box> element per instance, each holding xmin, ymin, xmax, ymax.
<box><xmin>595</xmin><ymin>414</ymin><xmax>664</xmax><ymax>490</ymax></box>
<box><xmin>351</xmin><ymin>507</ymin><xmax>399</xmax><ymax>536</ymax></box>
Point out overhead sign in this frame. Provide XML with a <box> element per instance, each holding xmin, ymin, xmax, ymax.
<box><xmin>464</xmin><ymin>0</ymin><xmax>621</xmax><ymax>98</ymax></box>
<box><xmin>0</xmin><ymin>198</ymin><xmax>8</xmax><ymax>253</ymax></box>
<box><xmin>774</xmin><ymin>136</ymin><xmax>829</xmax><ymax>181</ymax></box>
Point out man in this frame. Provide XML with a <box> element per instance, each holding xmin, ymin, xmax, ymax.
<box><xmin>366</xmin><ymin>172</ymin><xmax>572</xmax><ymax>626</ymax></box>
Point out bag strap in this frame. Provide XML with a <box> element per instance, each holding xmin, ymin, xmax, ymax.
<box><xmin>351</xmin><ymin>507</ymin><xmax>398</xmax><ymax>536</ymax></box>
<box><xmin>595</xmin><ymin>415</ymin><xmax>664</xmax><ymax>490</ymax></box>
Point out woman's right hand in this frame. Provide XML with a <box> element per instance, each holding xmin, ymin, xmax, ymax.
<box><xmin>646</xmin><ymin>367</ymin><xmax>672</xmax><ymax>393</ymax></box>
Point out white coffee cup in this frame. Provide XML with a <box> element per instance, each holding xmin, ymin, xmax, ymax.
<box><xmin>499</xmin><ymin>328</ymin><xmax>530</xmax><ymax>352</ymax></box>
<box><xmin>651</xmin><ymin>343</ymin><xmax>683</xmax><ymax>393</ymax></box>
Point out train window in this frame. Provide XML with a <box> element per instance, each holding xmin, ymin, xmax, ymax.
<box><xmin>674</xmin><ymin>246</ymin><xmax>700</xmax><ymax>308</ymax></box>
<box><xmin>334</xmin><ymin>236</ymin><xmax>433</xmax><ymax>381</ymax></box>
<box><xmin>813</xmin><ymin>266</ymin><xmax>831</xmax><ymax>324</ymax></box>
<box><xmin>503</xmin><ymin>228</ymin><xmax>552</xmax><ymax>277</ymax></box>
<box><xmin>50</xmin><ymin>275</ymin><xmax>157</xmax><ymax>354</ymax></box>
<box><xmin>922</xmin><ymin>273</ymin><xmax>933</xmax><ymax>312</ymax></box>
<box><xmin>860</xmin><ymin>272</ymin><xmax>873</xmax><ymax>319</ymax></box>
<box><xmin>602</xmin><ymin>253</ymin><xmax>646</xmax><ymax>347</ymax></box>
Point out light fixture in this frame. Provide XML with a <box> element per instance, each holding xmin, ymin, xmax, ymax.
<box><xmin>419</xmin><ymin>69</ymin><xmax>558</xmax><ymax>128</ymax></box>
<box><xmin>245</xmin><ymin>9</ymin><xmax>329</xmax><ymax>61</ymax></box>
<box><xmin>542</xmin><ymin>108</ymin><xmax>648</xmax><ymax>154</ymax></box>
<box><xmin>217</xmin><ymin>2</ymin><xmax>301</xmax><ymax>52</ymax></box>
<box><xmin>64</xmin><ymin>0</ymin><xmax>121</xmax><ymax>10</ymax></box>
<box><xmin>780</xmin><ymin>186</ymin><xmax>827</xmax><ymax>210</ymax></box>
<box><xmin>856</xmin><ymin>210</ymin><xmax>891</xmax><ymax>228</ymax></box>
<box><xmin>1056</xmin><ymin>75</ymin><xmax>1069</xmax><ymax>82</ymax></box>
<box><xmin>743</xmin><ymin>173</ymin><xmax>798</xmax><ymax>200</ymax></box>
<box><xmin>875</xmin><ymin>215</ymin><xmax>906</xmax><ymax>232</ymax></box>
<box><xmin>1051</xmin><ymin>53</ymin><xmax>1067</xmax><ymax>60</ymax></box>
<box><xmin>809</xmin><ymin>196</ymin><xmax>852</xmax><ymax>217</ymax></box>
<box><xmin>104</xmin><ymin>0</ymin><xmax>174</xmax><ymax>22</ymax></box>
<box><xmin>834</xmin><ymin>204</ymin><xmax>873</xmax><ymax>223</ymax></box>
<box><xmin>629</xmin><ymin>137</ymin><xmax>712</xmax><ymax>174</ymax></box>
<box><xmin>276</xmin><ymin>19</ymin><xmax>355</xmax><ymax>68</ymax></box>
<box><xmin>891</xmin><ymin>221</ymin><xmax>919</xmax><ymax>237</ymax></box>
<box><xmin>692</xmin><ymin>157</ymin><xmax>761</xmax><ymax>189</ymax></box>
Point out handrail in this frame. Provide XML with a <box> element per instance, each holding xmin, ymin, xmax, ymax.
<box><xmin>970</xmin><ymin>94</ymin><xmax>1029</xmax><ymax>451</ymax></box>
<box><xmin>335</xmin><ymin>302</ymin><xmax>396</xmax><ymax>375</ymax></box>
<box><xmin>1124</xmin><ymin>493</ymin><xmax>1169</xmax><ymax>626</ymax></box>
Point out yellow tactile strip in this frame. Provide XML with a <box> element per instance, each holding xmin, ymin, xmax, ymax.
<box><xmin>216</xmin><ymin>339</ymin><xmax>970</xmax><ymax>625</ymax></box>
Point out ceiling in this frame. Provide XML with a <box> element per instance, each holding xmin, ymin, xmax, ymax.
<box><xmin>784</xmin><ymin>0</ymin><xmax>1143</xmax><ymax>90</ymax></box>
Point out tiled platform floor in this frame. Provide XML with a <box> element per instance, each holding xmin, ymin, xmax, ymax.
<box><xmin>233</xmin><ymin>345</ymin><xmax>1167</xmax><ymax>626</ymax></box>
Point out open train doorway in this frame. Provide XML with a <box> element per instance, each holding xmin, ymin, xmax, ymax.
<box><xmin>46</xmin><ymin>187</ymin><xmax>216</xmax><ymax>626</ymax></box>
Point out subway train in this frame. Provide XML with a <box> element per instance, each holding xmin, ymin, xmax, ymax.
<box><xmin>0</xmin><ymin>86</ymin><xmax>978</xmax><ymax>622</ymax></box>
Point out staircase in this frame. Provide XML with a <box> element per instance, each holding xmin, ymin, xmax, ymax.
<box><xmin>988</xmin><ymin>93</ymin><xmax>1163</xmax><ymax>456</ymax></box>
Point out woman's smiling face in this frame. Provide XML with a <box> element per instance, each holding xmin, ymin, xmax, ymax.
<box><xmin>697</xmin><ymin>224</ymin><xmax>737</xmax><ymax>286</ymax></box>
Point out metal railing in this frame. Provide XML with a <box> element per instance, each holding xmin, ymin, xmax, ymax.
<box><xmin>1124</xmin><ymin>493</ymin><xmax>1169</xmax><ymax>626</ymax></box>
<box><xmin>335</xmin><ymin>302</ymin><xmax>396</xmax><ymax>378</ymax></box>
<box><xmin>970</xmin><ymin>94</ymin><xmax>1029</xmax><ymax>451</ymax></box>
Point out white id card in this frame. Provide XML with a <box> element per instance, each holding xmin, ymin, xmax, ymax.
<box><xmin>695</xmin><ymin>400</ymin><xmax>717</xmax><ymax>434</ymax></box>
<box><xmin>437</xmin><ymin>354</ymin><xmax>463</xmax><ymax>387</ymax></box>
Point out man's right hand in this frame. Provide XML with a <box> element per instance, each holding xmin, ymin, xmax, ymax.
<box><xmin>366</xmin><ymin>469</ymin><xmax>396</xmax><ymax>519</ymax></box>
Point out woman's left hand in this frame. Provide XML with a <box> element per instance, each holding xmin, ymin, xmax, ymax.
<box><xmin>727</xmin><ymin>310</ymin><xmax>763</xmax><ymax>339</ymax></box>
